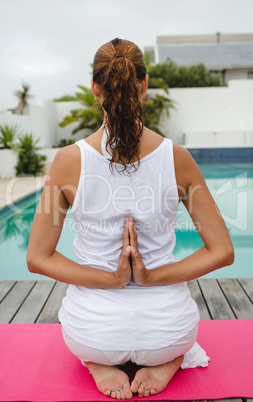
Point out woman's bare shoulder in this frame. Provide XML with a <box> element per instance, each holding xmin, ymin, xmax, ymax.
<box><xmin>172</xmin><ymin>142</ymin><xmax>195</xmax><ymax>170</ymax></box>
<box><xmin>172</xmin><ymin>142</ymin><xmax>204</xmax><ymax>193</ymax></box>
<box><xmin>52</xmin><ymin>143</ymin><xmax>80</xmax><ymax>169</ymax></box>
<box><xmin>47</xmin><ymin>144</ymin><xmax>81</xmax><ymax>186</ymax></box>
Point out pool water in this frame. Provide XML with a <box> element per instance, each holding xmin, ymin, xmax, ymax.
<box><xmin>0</xmin><ymin>163</ymin><xmax>252</xmax><ymax>280</ymax></box>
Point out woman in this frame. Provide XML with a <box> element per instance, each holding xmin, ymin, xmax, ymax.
<box><xmin>27</xmin><ymin>38</ymin><xmax>234</xmax><ymax>400</ymax></box>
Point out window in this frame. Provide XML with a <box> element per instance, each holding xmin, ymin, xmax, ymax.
<box><xmin>248</xmin><ymin>71</ymin><xmax>253</xmax><ymax>79</ymax></box>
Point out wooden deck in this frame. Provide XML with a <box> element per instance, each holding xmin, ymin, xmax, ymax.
<box><xmin>1</xmin><ymin>277</ymin><xmax>253</xmax><ymax>402</ymax></box>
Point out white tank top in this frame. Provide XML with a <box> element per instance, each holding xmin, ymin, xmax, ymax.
<box><xmin>58</xmin><ymin>134</ymin><xmax>199</xmax><ymax>351</ymax></box>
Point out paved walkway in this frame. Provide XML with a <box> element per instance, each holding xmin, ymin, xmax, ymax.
<box><xmin>0</xmin><ymin>176</ymin><xmax>46</xmax><ymax>211</ymax></box>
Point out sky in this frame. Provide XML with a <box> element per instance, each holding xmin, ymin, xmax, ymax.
<box><xmin>1</xmin><ymin>0</ymin><xmax>253</xmax><ymax>110</ymax></box>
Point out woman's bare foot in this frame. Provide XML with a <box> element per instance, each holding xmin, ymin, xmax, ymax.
<box><xmin>130</xmin><ymin>355</ymin><xmax>184</xmax><ymax>397</ymax></box>
<box><xmin>85</xmin><ymin>361</ymin><xmax>132</xmax><ymax>399</ymax></box>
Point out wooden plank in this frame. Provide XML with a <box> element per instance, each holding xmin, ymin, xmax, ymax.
<box><xmin>188</xmin><ymin>280</ymin><xmax>211</xmax><ymax>320</ymax></box>
<box><xmin>37</xmin><ymin>281</ymin><xmax>68</xmax><ymax>323</ymax></box>
<box><xmin>218</xmin><ymin>278</ymin><xmax>253</xmax><ymax>319</ymax></box>
<box><xmin>11</xmin><ymin>280</ymin><xmax>56</xmax><ymax>323</ymax></box>
<box><xmin>180</xmin><ymin>399</ymin><xmax>243</xmax><ymax>402</ymax></box>
<box><xmin>178</xmin><ymin>400</ymin><xmax>208</xmax><ymax>402</ymax></box>
<box><xmin>198</xmin><ymin>278</ymin><xmax>236</xmax><ymax>320</ymax></box>
<box><xmin>237</xmin><ymin>278</ymin><xmax>253</xmax><ymax>303</ymax></box>
<box><xmin>211</xmin><ymin>399</ymin><xmax>243</xmax><ymax>402</ymax></box>
<box><xmin>0</xmin><ymin>280</ymin><xmax>16</xmax><ymax>302</ymax></box>
<box><xmin>0</xmin><ymin>281</ymin><xmax>35</xmax><ymax>323</ymax></box>
<box><xmin>179</xmin><ymin>400</ymin><xmax>208</xmax><ymax>402</ymax></box>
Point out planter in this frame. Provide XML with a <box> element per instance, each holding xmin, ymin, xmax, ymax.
<box><xmin>0</xmin><ymin>149</ymin><xmax>18</xmax><ymax>178</ymax></box>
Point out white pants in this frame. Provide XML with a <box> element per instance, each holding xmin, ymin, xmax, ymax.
<box><xmin>62</xmin><ymin>324</ymin><xmax>210</xmax><ymax>368</ymax></box>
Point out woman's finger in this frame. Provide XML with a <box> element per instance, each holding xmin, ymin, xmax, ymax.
<box><xmin>131</xmin><ymin>246</ymin><xmax>150</xmax><ymax>286</ymax></box>
<box><xmin>122</xmin><ymin>218</ymin><xmax>130</xmax><ymax>250</ymax></box>
<box><xmin>129</xmin><ymin>220</ymin><xmax>138</xmax><ymax>249</ymax></box>
<box><xmin>131</xmin><ymin>246</ymin><xmax>144</xmax><ymax>266</ymax></box>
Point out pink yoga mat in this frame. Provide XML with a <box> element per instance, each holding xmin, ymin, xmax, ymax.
<box><xmin>0</xmin><ymin>320</ymin><xmax>253</xmax><ymax>401</ymax></box>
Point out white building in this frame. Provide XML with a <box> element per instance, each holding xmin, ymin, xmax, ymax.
<box><xmin>145</xmin><ymin>33</ymin><xmax>253</xmax><ymax>85</ymax></box>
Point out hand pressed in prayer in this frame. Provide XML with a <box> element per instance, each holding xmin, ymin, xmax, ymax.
<box><xmin>113</xmin><ymin>218</ymin><xmax>132</xmax><ymax>288</ymax></box>
<box><xmin>128</xmin><ymin>217</ymin><xmax>150</xmax><ymax>286</ymax></box>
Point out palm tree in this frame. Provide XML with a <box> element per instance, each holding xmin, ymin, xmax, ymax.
<box><xmin>14</xmin><ymin>83</ymin><xmax>33</xmax><ymax>115</ymax></box>
<box><xmin>0</xmin><ymin>214</ymin><xmax>21</xmax><ymax>244</ymax></box>
<box><xmin>0</xmin><ymin>206</ymin><xmax>35</xmax><ymax>250</ymax></box>
<box><xmin>58</xmin><ymin>85</ymin><xmax>174</xmax><ymax>137</ymax></box>
<box><xmin>58</xmin><ymin>86</ymin><xmax>103</xmax><ymax>135</ymax></box>
<box><xmin>142</xmin><ymin>93</ymin><xmax>175</xmax><ymax>136</ymax></box>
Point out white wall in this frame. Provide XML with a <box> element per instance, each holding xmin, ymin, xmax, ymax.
<box><xmin>1</xmin><ymin>80</ymin><xmax>253</xmax><ymax>148</ymax></box>
<box><xmin>225</xmin><ymin>68</ymin><xmax>250</xmax><ymax>82</ymax></box>
<box><xmin>183</xmin><ymin>130</ymin><xmax>253</xmax><ymax>147</ymax></box>
<box><xmin>157</xmin><ymin>80</ymin><xmax>253</xmax><ymax>144</ymax></box>
<box><xmin>0</xmin><ymin>102</ymin><xmax>58</xmax><ymax>147</ymax></box>
<box><xmin>0</xmin><ymin>101</ymin><xmax>89</xmax><ymax>148</ymax></box>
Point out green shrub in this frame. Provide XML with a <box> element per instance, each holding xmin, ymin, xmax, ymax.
<box><xmin>16</xmin><ymin>133</ymin><xmax>46</xmax><ymax>176</ymax></box>
<box><xmin>148</xmin><ymin>59</ymin><xmax>221</xmax><ymax>88</ymax></box>
<box><xmin>59</xmin><ymin>86</ymin><xmax>103</xmax><ymax>135</ymax></box>
<box><xmin>0</xmin><ymin>124</ymin><xmax>22</xmax><ymax>150</ymax></box>
<box><xmin>142</xmin><ymin>93</ymin><xmax>175</xmax><ymax>136</ymax></box>
<box><xmin>53</xmin><ymin>139</ymin><xmax>75</xmax><ymax>148</ymax></box>
<box><xmin>53</xmin><ymin>95</ymin><xmax>78</xmax><ymax>102</ymax></box>
<box><xmin>59</xmin><ymin>85</ymin><xmax>175</xmax><ymax>137</ymax></box>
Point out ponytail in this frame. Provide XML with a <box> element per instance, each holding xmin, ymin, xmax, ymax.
<box><xmin>93</xmin><ymin>38</ymin><xmax>147</xmax><ymax>175</ymax></box>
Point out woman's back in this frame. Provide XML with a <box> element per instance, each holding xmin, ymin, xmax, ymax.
<box><xmin>58</xmin><ymin>128</ymin><xmax>200</xmax><ymax>351</ymax></box>
<box><xmin>59</xmin><ymin>127</ymin><xmax>189</xmax><ymax>210</ymax></box>
<box><xmin>72</xmin><ymin>130</ymin><xmax>178</xmax><ymax>273</ymax></box>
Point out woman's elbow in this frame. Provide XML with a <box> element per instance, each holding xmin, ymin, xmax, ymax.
<box><xmin>222</xmin><ymin>244</ymin><xmax>235</xmax><ymax>266</ymax></box>
<box><xmin>26</xmin><ymin>252</ymin><xmax>43</xmax><ymax>274</ymax></box>
<box><xmin>211</xmin><ymin>243</ymin><xmax>234</xmax><ymax>268</ymax></box>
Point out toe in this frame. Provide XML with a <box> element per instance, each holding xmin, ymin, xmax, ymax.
<box><xmin>116</xmin><ymin>390</ymin><xmax>122</xmax><ymax>399</ymax></box>
<box><xmin>104</xmin><ymin>389</ymin><xmax>111</xmax><ymax>396</ymax></box>
<box><xmin>123</xmin><ymin>383</ymin><xmax>133</xmax><ymax>399</ymax></box>
<box><xmin>150</xmin><ymin>388</ymin><xmax>158</xmax><ymax>395</ymax></box>
<box><xmin>130</xmin><ymin>378</ymin><xmax>140</xmax><ymax>393</ymax></box>
<box><xmin>138</xmin><ymin>383</ymin><xmax>146</xmax><ymax>397</ymax></box>
<box><xmin>111</xmin><ymin>391</ymin><xmax>117</xmax><ymax>399</ymax></box>
<box><xmin>144</xmin><ymin>389</ymin><xmax>150</xmax><ymax>397</ymax></box>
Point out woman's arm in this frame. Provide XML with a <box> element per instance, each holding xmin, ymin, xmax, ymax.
<box><xmin>129</xmin><ymin>145</ymin><xmax>234</xmax><ymax>286</ymax></box>
<box><xmin>26</xmin><ymin>146</ymin><xmax>131</xmax><ymax>289</ymax></box>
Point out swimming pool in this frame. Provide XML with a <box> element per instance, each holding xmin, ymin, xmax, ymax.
<box><xmin>0</xmin><ymin>163</ymin><xmax>252</xmax><ymax>280</ymax></box>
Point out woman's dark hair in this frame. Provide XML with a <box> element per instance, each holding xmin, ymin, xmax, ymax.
<box><xmin>93</xmin><ymin>38</ymin><xmax>147</xmax><ymax>175</ymax></box>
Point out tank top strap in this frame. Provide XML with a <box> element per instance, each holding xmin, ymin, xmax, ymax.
<box><xmin>75</xmin><ymin>136</ymin><xmax>176</xmax><ymax>182</ymax></box>
<box><xmin>74</xmin><ymin>139</ymin><xmax>87</xmax><ymax>174</ymax></box>
<box><xmin>164</xmin><ymin>137</ymin><xmax>177</xmax><ymax>189</ymax></box>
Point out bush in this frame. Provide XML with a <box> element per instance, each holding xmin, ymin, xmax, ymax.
<box><xmin>53</xmin><ymin>139</ymin><xmax>75</xmax><ymax>148</ymax></box>
<box><xmin>16</xmin><ymin>133</ymin><xmax>46</xmax><ymax>176</ymax></box>
<box><xmin>0</xmin><ymin>124</ymin><xmax>22</xmax><ymax>150</ymax></box>
<box><xmin>53</xmin><ymin>95</ymin><xmax>78</xmax><ymax>102</ymax></box>
<box><xmin>148</xmin><ymin>59</ymin><xmax>221</xmax><ymax>88</ymax></box>
<box><xmin>59</xmin><ymin>85</ymin><xmax>175</xmax><ymax>137</ymax></box>
<box><xmin>142</xmin><ymin>93</ymin><xmax>175</xmax><ymax>136</ymax></box>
